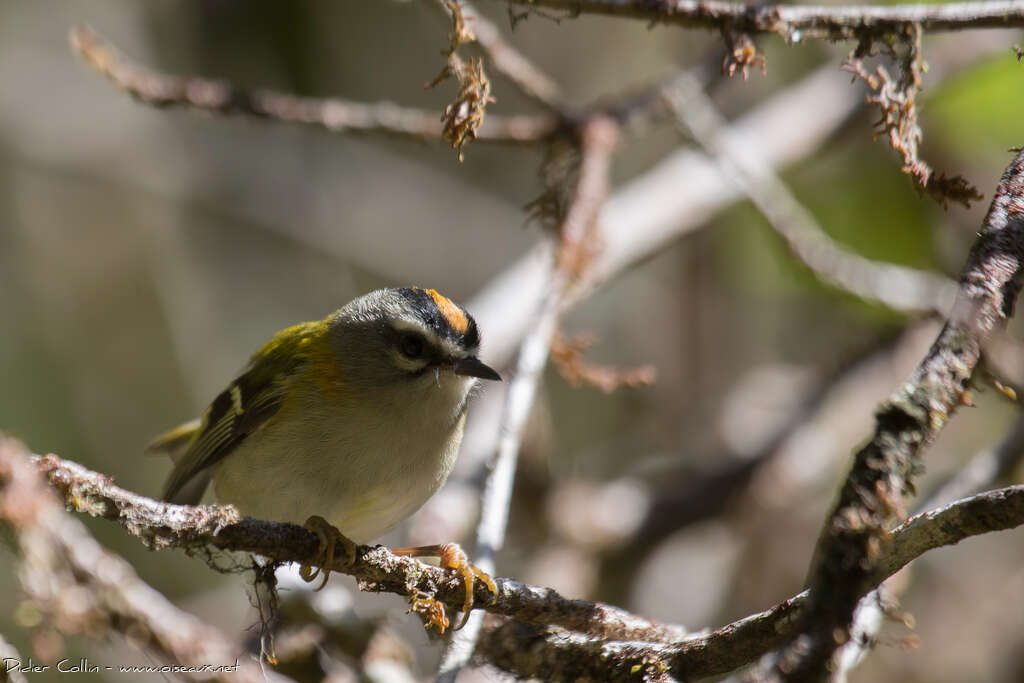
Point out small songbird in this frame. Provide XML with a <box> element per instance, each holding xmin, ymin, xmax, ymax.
<box><xmin>148</xmin><ymin>287</ymin><xmax>501</xmax><ymax>629</ymax></box>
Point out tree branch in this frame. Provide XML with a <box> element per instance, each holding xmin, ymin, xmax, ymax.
<box><xmin>469</xmin><ymin>36</ymin><xmax>1012</xmax><ymax>368</ymax></box>
<box><xmin>24</xmin><ymin>447</ymin><xmax>683</xmax><ymax>646</ymax></box>
<box><xmin>661</xmin><ymin>71</ymin><xmax>957</xmax><ymax>314</ymax></box>
<box><xmin>0</xmin><ymin>439</ymin><xmax>294</xmax><ymax>683</ymax></box>
<box><xmin>882</xmin><ymin>482</ymin><xmax>1024</xmax><ymax>578</ymax></box>
<box><xmin>478</xmin><ymin>482</ymin><xmax>1024</xmax><ymax>680</ymax></box>
<box><xmin>754</xmin><ymin>148</ymin><xmax>1024</xmax><ymax>681</ymax></box>
<box><xmin>69</xmin><ymin>25</ymin><xmax>557</xmax><ymax>144</ymax></box>
<box><xmin>9</xmin><ymin>437</ymin><xmax>1024</xmax><ymax>679</ymax></box>
<box><xmin>503</xmin><ymin>1</ymin><xmax>1024</xmax><ymax>40</ymax></box>
<box><xmin>834</xmin><ymin>409</ymin><xmax>1024</xmax><ymax>680</ymax></box>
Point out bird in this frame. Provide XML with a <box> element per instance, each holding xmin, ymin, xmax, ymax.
<box><xmin>147</xmin><ymin>287</ymin><xmax>501</xmax><ymax>630</ymax></box>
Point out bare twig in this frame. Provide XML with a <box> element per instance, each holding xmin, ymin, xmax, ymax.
<box><xmin>502</xmin><ymin>1</ymin><xmax>1024</xmax><ymax>40</ymax></box>
<box><xmin>470</xmin><ymin>37</ymin><xmax>1016</xmax><ymax>369</ymax></box>
<box><xmin>0</xmin><ymin>439</ymin><xmax>293</xmax><ymax>683</ymax></box>
<box><xmin>751</xmin><ymin>148</ymin><xmax>1024</xmax><ymax>681</ymax></box>
<box><xmin>436</xmin><ymin>269</ymin><xmax>564</xmax><ymax>681</ymax></box>
<box><xmin>881</xmin><ymin>484</ymin><xmax>1024</xmax><ymax>578</ymax></box>
<box><xmin>69</xmin><ymin>25</ymin><xmax>556</xmax><ymax>145</ymax></box>
<box><xmin>550</xmin><ymin>333</ymin><xmax>657</xmax><ymax>392</ymax></box>
<box><xmin>437</xmin><ymin>116</ymin><xmax>620</xmax><ymax>681</ymax></box>
<box><xmin>661</xmin><ymin>70</ymin><xmax>958</xmax><ymax>314</ymax></box>
<box><xmin>470</xmin><ymin>65</ymin><xmax>864</xmax><ymax>367</ymax></box>
<box><xmin>455</xmin><ymin>0</ymin><xmax>565</xmax><ymax>110</ymax></box>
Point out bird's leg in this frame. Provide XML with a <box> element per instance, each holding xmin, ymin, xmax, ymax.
<box><xmin>299</xmin><ymin>515</ymin><xmax>357</xmax><ymax>591</ymax></box>
<box><xmin>392</xmin><ymin>542</ymin><xmax>497</xmax><ymax>632</ymax></box>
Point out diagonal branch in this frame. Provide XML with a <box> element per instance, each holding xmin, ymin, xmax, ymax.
<box><xmin>661</xmin><ymin>71</ymin><xmax>958</xmax><ymax>314</ymax></box>
<box><xmin>833</xmin><ymin>410</ymin><xmax>1024</xmax><ymax>680</ymax></box>
<box><xmin>470</xmin><ymin>64</ymin><xmax>865</xmax><ymax>367</ymax></box>
<box><xmin>470</xmin><ymin>37</ymin><xmax>1012</xmax><ymax>369</ymax></box>
<box><xmin>750</xmin><ymin>148</ymin><xmax>1024</xmax><ymax>681</ymax></box>
<box><xmin>69</xmin><ymin>25</ymin><xmax>557</xmax><ymax>145</ymax></box>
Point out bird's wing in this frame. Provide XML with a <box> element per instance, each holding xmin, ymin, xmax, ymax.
<box><xmin>157</xmin><ymin>321</ymin><xmax>319</xmax><ymax>504</ymax></box>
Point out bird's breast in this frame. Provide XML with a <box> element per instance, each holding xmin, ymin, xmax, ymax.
<box><xmin>210</xmin><ymin>391</ymin><xmax>467</xmax><ymax>543</ymax></box>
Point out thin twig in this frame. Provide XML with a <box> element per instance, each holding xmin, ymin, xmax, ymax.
<box><xmin>435</xmin><ymin>272</ymin><xmax>564</xmax><ymax>682</ymax></box>
<box><xmin>503</xmin><ymin>1</ymin><xmax>1024</xmax><ymax>40</ymax></box>
<box><xmin>661</xmin><ymin>71</ymin><xmax>957</xmax><ymax>314</ymax></box>
<box><xmin>436</xmin><ymin>116</ymin><xmax>621</xmax><ymax>681</ymax></box>
<box><xmin>455</xmin><ymin>0</ymin><xmax>565</xmax><ymax>110</ymax></box>
<box><xmin>69</xmin><ymin>25</ymin><xmax>556</xmax><ymax>144</ymax></box>
<box><xmin>470</xmin><ymin>64</ymin><xmax>864</xmax><ymax>367</ymax></box>
<box><xmin>550</xmin><ymin>332</ymin><xmax>657</xmax><ymax>392</ymax></box>
<box><xmin>882</xmin><ymin>484</ymin><xmax>1024</xmax><ymax>577</ymax></box>
<box><xmin>470</xmin><ymin>37</ymin><xmax>1015</xmax><ymax>368</ymax></box>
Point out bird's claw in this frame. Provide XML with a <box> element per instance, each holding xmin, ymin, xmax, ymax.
<box><xmin>298</xmin><ymin>515</ymin><xmax>356</xmax><ymax>591</ymax></box>
<box><xmin>393</xmin><ymin>542</ymin><xmax>497</xmax><ymax>633</ymax></box>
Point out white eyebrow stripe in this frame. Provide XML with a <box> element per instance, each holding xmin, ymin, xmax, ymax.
<box><xmin>391</xmin><ymin>318</ymin><xmax>440</xmax><ymax>343</ymax></box>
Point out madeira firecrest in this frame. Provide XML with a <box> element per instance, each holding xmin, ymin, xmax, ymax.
<box><xmin>148</xmin><ymin>287</ymin><xmax>501</xmax><ymax>629</ymax></box>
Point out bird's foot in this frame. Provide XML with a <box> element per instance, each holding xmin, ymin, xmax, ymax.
<box><xmin>299</xmin><ymin>515</ymin><xmax>357</xmax><ymax>591</ymax></box>
<box><xmin>393</xmin><ymin>542</ymin><xmax>497</xmax><ymax>632</ymax></box>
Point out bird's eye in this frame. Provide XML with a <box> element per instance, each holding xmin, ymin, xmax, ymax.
<box><xmin>399</xmin><ymin>333</ymin><xmax>425</xmax><ymax>359</ymax></box>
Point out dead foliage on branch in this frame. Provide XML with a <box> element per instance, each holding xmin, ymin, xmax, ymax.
<box><xmin>842</xmin><ymin>23</ymin><xmax>982</xmax><ymax>208</ymax></box>
<box><xmin>426</xmin><ymin>0</ymin><xmax>495</xmax><ymax>161</ymax></box>
<box><xmin>720</xmin><ymin>25</ymin><xmax>766</xmax><ymax>80</ymax></box>
<box><xmin>551</xmin><ymin>333</ymin><xmax>657</xmax><ymax>393</ymax></box>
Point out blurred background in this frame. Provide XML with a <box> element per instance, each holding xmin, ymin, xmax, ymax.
<box><xmin>2</xmin><ymin>1</ymin><xmax>1024</xmax><ymax>681</ymax></box>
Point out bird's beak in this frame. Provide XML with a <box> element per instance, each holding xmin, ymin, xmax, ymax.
<box><xmin>452</xmin><ymin>356</ymin><xmax>502</xmax><ymax>381</ymax></box>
